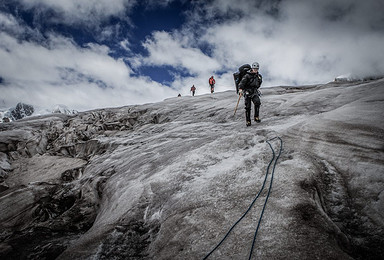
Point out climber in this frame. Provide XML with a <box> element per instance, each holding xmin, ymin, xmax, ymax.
<box><xmin>209</xmin><ymin>76</ymin><xmax>215</xmax><ymax>93</ymax></box>
<box><xmin>191</xmin><ymin>85</ymin><xmax>196</xmax><ymax>96</ymax></box>
<box><xmin>238</xmin><ymin>62</ymin><xmax>263</xmax><ymax>127</ymax></box>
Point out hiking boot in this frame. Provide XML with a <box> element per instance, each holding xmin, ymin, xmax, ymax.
<box><xmin>246</xmin><ymin>121</ymin><xmax>251</xmax><ymax>127</ymax></box>
<box><xmin>254</xmin><ymin>117</ymin><xmax>261</xmax><ymax>123</ymax></box>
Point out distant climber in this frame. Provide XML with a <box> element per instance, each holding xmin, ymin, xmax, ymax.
<box><xmin>178</xmin><ymin>93</ymin><xmax>181</xmax><ymax>97</ymax></box>
<box><xmin>238</xmin><ymin>62</ymin><xmax>263</xmax><ymax>127</ymax></box>
<box><xmin>191</xmin><ymin>85</ymin><xmax>196</xmax><ymax>96</ymax></box>
<box><xmin>209</xmin><ymin>76</ymin><xmax>215</xmax><ymax>93</ymax></box>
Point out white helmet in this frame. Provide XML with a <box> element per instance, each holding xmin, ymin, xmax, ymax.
<box><xmin>252</xmin><ymin>62</ymin><xmax>259</xmax><ymax>69</ymax></box>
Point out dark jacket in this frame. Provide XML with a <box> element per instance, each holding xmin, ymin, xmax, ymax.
<box><xmin>238</xmin><ymin>72</ymin><xmax>262</xmax><ymax>93</ymax></box>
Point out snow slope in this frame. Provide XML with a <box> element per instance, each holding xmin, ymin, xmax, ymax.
<box><xmin>0</xmin><ymin>79</ymin><xmax>383</xmax><ymax>259</ymax></box>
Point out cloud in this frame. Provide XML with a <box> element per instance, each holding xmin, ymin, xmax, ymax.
<box><xmin>0</xmin><ymin>12</ymin><xmax>21</xmax><ymax>33</ymax></box>
<box><xmin>137</xmin><ymin>31</ymin><xmax>220</xmax><ymax>75</ymax></box>
<box><xmin>16</xmin><ymin>0</ymin><xmax>136</xmax><ymax>26</ymax></box>
<box><xmin>117</xmin><ymin>0</ymin><xmax>384</xmax><ymax>93</ymax></box>
<box><xmin>0</xmin><ymin>31</ymin><xmax>176</xmax><ymax>110</ymax></box>
<box><xmin>275</xmin><ymin>0</ymin><xmax>384</xmax><ymax>79</ymax></box>
<box><xmin>1</xmin><ymin>0</ymin><xmax>384</xmax><ymax>112</ymax></box>
<box><xmin>0</xmin><ymin>11</ymin><xmax>45</xmax><ymax>42</ymax></box>
<box><xmin>178</xmin><ymin>0</ymin><xmax>384</xmax><ymax>86</ymax></box>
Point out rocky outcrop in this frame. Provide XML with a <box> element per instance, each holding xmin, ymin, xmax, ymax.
<box><xmin>1</xmin><ymin>103</ymin><xmax>78</xmax><ymax>123</ymax></box>
<box><xmin>0</xmin><ymin>79</ymin><xmax>383</xmax><ymax>259</ymax></box>
<box><xmin>10</xmin><ymin>102</ymin><xmax>34</xmax><ymax>121</ymax></box>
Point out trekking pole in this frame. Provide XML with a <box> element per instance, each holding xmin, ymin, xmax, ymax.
<box><xmin>234</xmin><ymin>93</ymin><xmax>242</xmax><ymax>116</ymax></box>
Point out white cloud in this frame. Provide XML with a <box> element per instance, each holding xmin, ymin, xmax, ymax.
<box><xmin>0</xmin><ymin>12</ymin><xmax>20</xmax><ymax>30</ymax></box>
<box><xmin>1</xmin><ymin>0</ymin><xmax>384</xmax><ymax>112</ymax></box>
<box><xmin>122</xmin><ymin>0</ymin><xmax>384</xmax><ymax>94</ymax></box>
<box><xmin>137</xmin><ymin>31</ymin><xmax>221</xmax><ymax>75</ymax></box>
<box><xmin>0</xmin><ymin>11</ymin><xmax>44</xmax><ymax>41</ymax></box>
<box><xmin>176</xmin><ymin>0</ymin><xmax>384</xmax><ymax>86</ymax></box>
<box><xmin>17</xmin><ymin>0</ymin><xmax>136</xmax><ymax>26</ymax></box>
<box><xmin>0</xmin><ymin>31</ymin><xmax>177</xmax><ymax>110</ymax></box>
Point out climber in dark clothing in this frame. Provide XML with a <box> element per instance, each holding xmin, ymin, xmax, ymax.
<box><xmin>238</xmin><ymin>62</ymin><xmax>262</xmax><ymax>126</ymax></box>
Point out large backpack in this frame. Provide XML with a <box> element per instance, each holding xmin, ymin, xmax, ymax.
<box><xmin>233</xmin><ymin>64</ymin><xmax>251</xmax><ymax>94</ymax></box>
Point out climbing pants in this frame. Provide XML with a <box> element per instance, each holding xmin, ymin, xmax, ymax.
<box><xmin>244</xmin><ymin>94</ymin><xmax>261</xmax><ymax>121</ymax></box>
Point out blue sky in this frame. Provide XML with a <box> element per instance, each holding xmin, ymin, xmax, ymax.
<box><xmin>1</xmin><ymin>0</ymin><xmax>384</xmax><ymax>111</ymax></box>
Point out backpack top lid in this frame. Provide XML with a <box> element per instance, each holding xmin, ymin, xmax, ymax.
<box><xmin>239</xmin><ymin>64</ymin><xmax>251</xmax><ymax>73</ymax></box>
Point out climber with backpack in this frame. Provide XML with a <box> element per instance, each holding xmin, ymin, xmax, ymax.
<box><xmin>237</xmin><ymin>62</ymin><xmax>263</xmax><ymax>127</ymax></box>
<box><xmin>209</xmin><ymin>76</ymin><xmax>215</xmax><ymax>93</ymax></box>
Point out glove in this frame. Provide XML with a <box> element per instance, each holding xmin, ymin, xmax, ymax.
<box><xmin>238</xmin><ymin>89</ymin><xmax>243</xmax><ymax>95</ymax></box>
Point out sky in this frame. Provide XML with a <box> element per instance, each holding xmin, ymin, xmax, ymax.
<box><xmin>1</xmin><ymin>0</ymin><xmax>384</xmax><ymax>111</ymax></box>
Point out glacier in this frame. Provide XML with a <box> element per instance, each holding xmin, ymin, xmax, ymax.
<box><xmin>0</xmin><ymin>79</ymin><xmax>383</xmax><ymax>259</ymax></box>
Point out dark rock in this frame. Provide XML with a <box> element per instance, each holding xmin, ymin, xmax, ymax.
<box><xmin>10</xmin><ymin>102</ymin><xmax>34</xmax><ymax>121</ymax></box>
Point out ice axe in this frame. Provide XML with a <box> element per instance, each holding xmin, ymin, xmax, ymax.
<box><xmin>233</xmin><ymin>92</ymin><xmax>242</xmax><ymax>116</ymax></box>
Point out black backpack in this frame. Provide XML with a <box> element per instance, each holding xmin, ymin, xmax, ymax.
<box><xmin>233</xmin><ymin>64</ymin><xmax>251</xmax><ymax>93</ymax></box>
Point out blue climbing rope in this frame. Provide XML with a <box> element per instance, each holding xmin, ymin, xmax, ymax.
<box><xmin>248</xmin><ymin>137</ymin><xmax>283</xmax><ymax>259</ymax></box>
<box><xmin>203</xmin><ymin>137</ymin><xmax>283</xmax><ymax>259</ymax></box>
